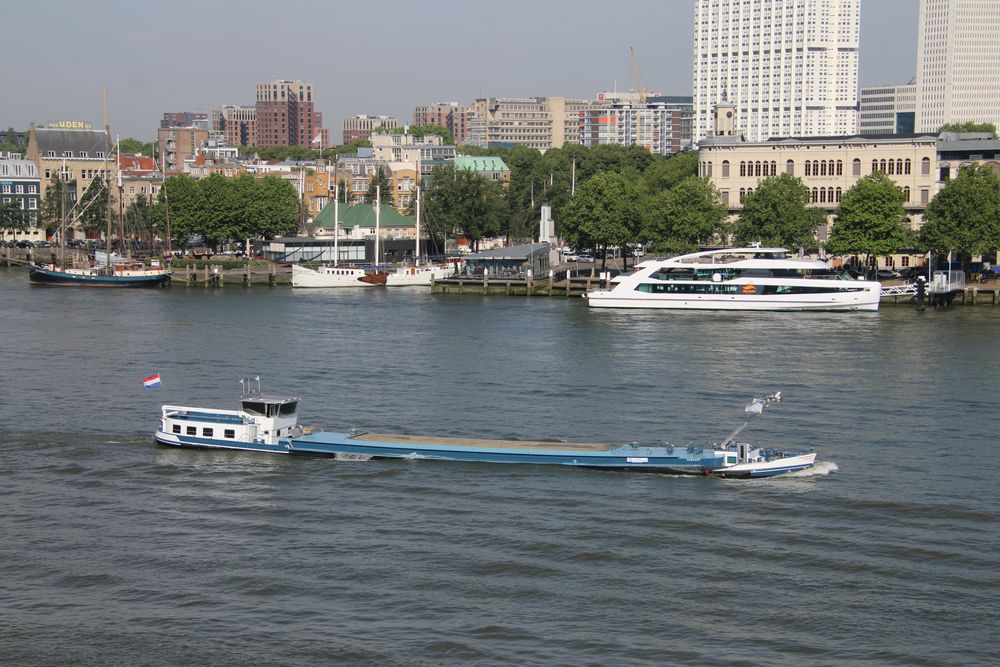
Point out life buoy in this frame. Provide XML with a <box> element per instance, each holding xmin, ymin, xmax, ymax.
<box><xmin>742</xmin><ymin>284</ymin><xmax>757</xmax><ymax>294</ymax></box>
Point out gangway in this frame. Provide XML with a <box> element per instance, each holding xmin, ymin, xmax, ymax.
<box><xmin>880</xmin><ymin>284</ymin><xmax>917</xmax><ymax>297</ymax></box>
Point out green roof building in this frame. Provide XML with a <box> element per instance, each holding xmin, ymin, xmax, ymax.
<box><xmin>454</xmin><ymin>156</ymin><xmax>511</xmax><ymax>184</ymax></box>
<box><xmin>314</xmin><ymin>202</ymin><xmax>416</xmax><ymax>239</ymax></box>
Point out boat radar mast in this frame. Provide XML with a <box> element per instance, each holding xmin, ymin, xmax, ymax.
<box><xmin>720</xmin><ymin>392</ymin><xmax>782</xmax><ymax>447</ymax></box>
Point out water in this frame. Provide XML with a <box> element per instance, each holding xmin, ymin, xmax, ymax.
<box><xmin>1</xmin><ymin>267</ymin><xmax>998</xmax><ymax>666</ymax></box>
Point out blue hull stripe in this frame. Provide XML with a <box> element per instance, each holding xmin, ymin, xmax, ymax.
<box><xmin>155</xmin><ymin>433</ymin><xmax>288</xmax><ymax>454</ymax></box>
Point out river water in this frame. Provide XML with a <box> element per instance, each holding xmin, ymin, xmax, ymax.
<box><xmin>1</xmin><ymin>267</ymin><xmax>997</xmax><ymax>666</ymax></box>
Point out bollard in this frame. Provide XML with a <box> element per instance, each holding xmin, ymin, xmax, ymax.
<box><xmin>915</xmin><ymin>276</ymin><xmax>926</xmax><ymax>311</ymax></box>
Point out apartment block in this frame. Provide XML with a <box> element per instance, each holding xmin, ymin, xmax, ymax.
<box><xmin>343</xmin><ymin>115</ymin><xmax>398</xmax><ymax>144</ymax></box>
<box><xmin>413</xmin><ymin>102</ymin><xmax>470</xmax><ymax>144</ymax></box>
<box><xmin>158</xmin><ymin>126</ymin><xmax>209</xmax><ymax>174</ymax></box>
<box><xmin>693</xmin><ymin>0</ymin><xmax>860</xmax><ymax>144</ymax></box>
<box><xmin>212</xmin><ymin>105</ymin><xmax>257</xmax><ymax>147</ymax></box>
<box><xmin>0</xmin><ymin>152</ymin><xmax>42</xmax><ymax>239</ymax></box>
<box><xmin>254</xmin><ymin>80</ymin><xmax>327</xmax><ymax>147</ymax></box>
<box><xmin>26</xmin><ymin>124</ymin><xmax>112</xmax><ymax>206</ymax></box>
<box><xmin>859</xmin><ymin>85</ymin><xmax>916</xmax><ymax>135</ymax></box>
<box><xmin>916</xmin><ymin>0</ymin><xmax>1000</xmax><ymax>132</ymax></box>
<box><xmin>161</xmin><ymin>111</ymin><xmax>208</xmax><ymax>129</ymax></box>
<box><xmin>579</xmin><ymin>94</ymin><xmax>693</xmax><ymax>155</ymax></box>
<box><xmin>370</xmin><ymin>133</ymin><xmax>456</xmax><ymax>179</ymax></box>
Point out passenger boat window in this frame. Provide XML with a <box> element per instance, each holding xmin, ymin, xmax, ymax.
<box><xmin>279</xmin><ymin>402</ymin><xmax>298</xmax><ymax>415</ymax></box>
<box><xmin>172</xmin><ymin>424</ymin><xmax>181</xmax><ymax>434</ymax></box>
<box><xmin>224</xmin><ymin>429</ymin><xmax>236</xmax><ymax>439</ymax></box>
<box><xmin>186</xmin><ymin>426</ymin><xmax>196</xmax><ymax>435</ymax></box>
<box><xmin>203</xmin><ymin>428</ymin><xmax>214</xmax><ymax>437</ymax></box>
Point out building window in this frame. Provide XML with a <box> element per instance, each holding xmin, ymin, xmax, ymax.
<box><xmin>904</xmin><ymin>159</ymin><xmax>911</xmax><ymax>175</ymax></box>
<box><xmin>805</xmin><ymin>161</ymin><xmax>812</xmax><ymax>177</ymax></box>
<box><xmin>786</xmin><ymin>160</ymin><xmax>794</xmax><ymax>175</ymax></box>
<box><xmin>853</xmin><ymin>159</ymin><xmax>861</xmax><ymax>177</ymax></box>
<box><xmin>836</xmin><ymin>161</ymin><xmax>843</xmax><ymax>176</ymax></box>
<box><xmin>903</xmin><ymin>186</ymin><xmax>911</xmax><ymax>202</ymax></box>
<box><xmin>888</xmin><ymin>160</ymin><xmax>895</xmax><ymax>175</ymax></box>
<box><xmin>721</xmin><ymin>191</ymin><xmax>729</xmax><ymax>206</ymax></box>
<box><xmin>739</xmin><ymin>188</ymin><xmax>746</xmax><ymax>203</ymax></box>
<box><xmin>820</xmin><ymin>161</ymin><xmax>827</xmax><ymax>176</ymax></box>
<box><xmin>921</xmin><ymin>158</ymin><xmax>930</xmax><ymax>176</ymax></box>
<box><xmin>770</xmin><ymin>161</ymin><xmax>777</xmax><ymax>177</ymax></box>
<box><xmin>920</xmin><ymin>189</ymin><xmax>929</xmax><ymax>205</ymax></box>
<box><xmin>706</xmin><ymin>162</ymin><xmax>712</xmax><ymax>177</ymax></box>
<box><xmin>721</xmin><ymin>161</ymin><xmax>729</xmax><ymax>178</ymax></box>
<box><xmin>739</xmin><ymin>161</ymin><xmax>746</xmax><ymax>177</ymax></box>
<box><xmin>835</xmin><ymin>187</ymin><xmax>842</xmax><ymax>203</ymax></box>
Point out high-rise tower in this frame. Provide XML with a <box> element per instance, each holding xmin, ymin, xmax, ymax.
<box><xmin>916</xmin><ymin>0</ymin><xmax>1000</xmax><ymax>133</ymax></box>
<box><xmin>254</xmin><ymin>80</ymin><xmax>326</xmax><ymax>147</ymax></box>
<box><xmin>692</xmin><ymin>0</ymin><xmax>860</xmax><ymax>144</ymax></box>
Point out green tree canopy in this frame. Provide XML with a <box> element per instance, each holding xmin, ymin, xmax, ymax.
<box><xmin>826</xmin><ymin>172</ymin><xmax>913</xmax><ymax>258</ymax></box>
<box><xmin>78</xmin><ymin>176</ymin><xmax>110</xmax><ymax>236</ymax></box>
<box><xmin>642</xmin><ymin>150</ymin><xmax>699</xmax><ymax>196</ymax></box>
<box><xmin>423</xmin><ymin>165</ymin><xmax>506</xmax><ymax>251</ymax></box>
<box><xmin>938</xmin><ymin>122</ymin><xmax>998</xmax><ymax>138</ymax></box>
<box><xmin>389</xmin><ymin>124</ymin><xmax>454</xmax><ymax>145</ymax></box>
<box><xmin>643</xmin><ymin>176</ymin><xmax>729</xmax><ymax>254</ymax></box>
<box><xmin>0</xmin><ymin>201</ymin><xmax>30</xmax><ymax>231</ymax></box>
<box><xmin>560</xmin><ymin>171</ymin><xmax>643</xmax><ymax>269</ymax></box>
<box><xmin>732</xmin><ymin>173</ymin><xmax>823</xmax><ymax>249</ymax></box>
<box><xmin>366</xmin><ymin>166</ymin><xmax>392</xmax><ymax>204</ymax></box>
<box><xmin>920</xmin><ymin>164</ymin><xmax>1000</xmax><ymax>254</ymax></box>
<box><xmin>119</xmin><ymin>137</ymin><xmax>155</xmax><ymax>156</ymax></box>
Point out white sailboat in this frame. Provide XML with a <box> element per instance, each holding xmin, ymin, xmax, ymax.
<box><xmin>384</xmin><ymin>185</ymin><xmax>454</xmax><ymax>286</ymax></box>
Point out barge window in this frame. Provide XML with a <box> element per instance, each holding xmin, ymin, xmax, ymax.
<box><xmin>224</xmin><ymin>429</ymin><xmax>235</xmax><ymax>439</ymax></box>
<box><xmin>186</xmin><ymin>426</ymin><xmax>196</xmax><ymax>435</ymax></box>
<box><xmin>279</xmin><ymin>402</ymin><xmax>298</xmax><ymax>415</ymax></box>
<box><xmin>242</xmin><ymin>401</ymin><xmax>265</xmax><ymax>416</ymax></box>
<box><xmin>172</xmin><ymin>424</ymin><xmax>180</xmax><ymax>434</ymax></box>
<box><xmin>203</xmin><ymin>428</ymin><xmax>214</xmax><ymax>438</ymax></box>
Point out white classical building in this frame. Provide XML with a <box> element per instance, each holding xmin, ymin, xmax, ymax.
<box><xmin>916</xmin><ymin>0</ymin><xmax>1000</xmax><ymax>133</ymax></box>
<box><xmin>692</xmin><ymin>0</ymin><xmax>860</xmax><ymax>144</ymax></box>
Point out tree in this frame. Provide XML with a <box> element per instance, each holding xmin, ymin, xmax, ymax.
<box><xmin>826</xmin><ymin>172</ymin><xmax>913</xmax><ymax>265</ymax></box>
<box><xmin>560</xmin><ymin>172</ymin><xmax>642</xmax><ymax>270</ymax></box>
<box><xmin>391</xmin><ymin>123</ymin><xmax>454</xmax><ymax>145</ymax></box>
<box><xmin>158</xmin><ymin>175</ymin><xmax>206</xmax><ymax>248</ymax></box>
<box><xmin>248</xmin><ymin>175</ymin><xmax>299</xmax><ymax>239</ymax></box>
<box><xmin>366</xmin><ymin>166</ymin><xmax>392</xmax><ymax>204</ymax></box>
<box><xmin>732</xmin><ymin>173</ymin><xmax>822</xmax><ymax>248</ymax></box>
<box><xmin>119</xmin><ymin>137</ymin><xmax>155</xmax><ymax>156</ymax></box>
<box><xmin>642</xmin><ymin>151</ymin><xmax>699</xmax><ymax>196</ymax></box>
<box><xmin>41</xmin><ymin>179</ymin><xmax>69</xmax><ymax>233</ymax></box>
<box><xmin>643</xmin><ymin>176</ymin><xmax>729</xmax><ymax>253</ymax></box>
<box><xmin>920</xmin><ymin>164</ymin><xmax>1000</xmax><ymax>255</ymax></box>
<box><xmin>939</xmin><ymin>122</ymin><xmax>998</xmax><ymax>139</ymax></box>
<box><xmin>0</xmin><ymin>201</ymin><xmax>29</xmax><ymax>232</ymax></box>
<box><xmin>422</xmin><ymin>165</ymin><xmax>506</xmax><ymax>252</ymax></box>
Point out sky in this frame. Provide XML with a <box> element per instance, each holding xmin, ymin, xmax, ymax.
<box><xmin>5</xmin><ymin>0</ymin><xmax>919</xmax><ymax>140</ymax></box>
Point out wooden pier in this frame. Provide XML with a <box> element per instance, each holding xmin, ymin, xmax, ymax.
<box><xmin>431</xmin><ymin>274</ymin><xmax>601</xmax><ymax>297</ymax></box>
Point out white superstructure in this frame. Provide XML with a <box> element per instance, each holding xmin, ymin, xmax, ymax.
<box><xmin>693</xmin><ymin>0</ymin><xmax>860</xmax><ymax>144</ymax></box>
<box><xmin>586</xmin><ymin>247</ymin><xmax>881</xmax><ymax>311</ymax></box>
<box><xmin>291</xmin><ymin>264</ymin><xmax>378</xmax><ymax>288</ymax></box>
<box><xmin>916</xmin><ymin>0</ymin><xmax>1000</xmax><ymax>133</ymax></box>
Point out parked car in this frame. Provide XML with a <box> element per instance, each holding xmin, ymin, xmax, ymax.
<box><xmin>899</xmin><ymin>266</ymin><xmax>928</xmax><ymax>281</ymax></box>
<box><xmin>575</xmin><ymin>254</ymin><xmax>595</xmax><ymax>263</ymax></box>
<box><xmin>561</xmin><ymin>252</ymin><xmax>579</xmax><ymax>262</ymax></box>
<box><xmin>876</xmin><ymin>268</ymin><xmax>902</xmax><ymax>280</ymax></box>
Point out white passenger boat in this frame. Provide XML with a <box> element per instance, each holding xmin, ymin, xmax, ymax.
<box><xmin>155</xmin><ymin>382</ymin><xmax>817</xmax><ymax>478</ymax></box>
<box><xmin>586</xmin><ymin>247</ymin><xmax>881</xmax><ymax>311</ymax></box>
<box><xmin>384</xmin><ymin>263</ymin><xmax>455</xmax><ymax>287</ymax></box>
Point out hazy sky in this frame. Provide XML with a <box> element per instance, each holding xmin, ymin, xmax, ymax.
<box><xmin>6</xmin><ymin>0</ymin><xmax>918</xmax><ymax>140</ymax></box>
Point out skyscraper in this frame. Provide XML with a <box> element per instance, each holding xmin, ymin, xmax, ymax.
<box><xmin>692</xmin><ymin>0</ymin><xmax>860</xmax><ymax>144</ymax></box>
<box><xmin>916</xmin><ymin>0</ymin><xmax>1000</xmax><ymax>133</ymax></box>
<box><xmin>254</xmin><ymin>80</ymin><xmax>327</xmax><ymax>148</ymax></box>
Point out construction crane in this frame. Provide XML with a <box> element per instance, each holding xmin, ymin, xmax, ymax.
<box><xmin>630</xmin><ymin>46</ymin><xmax>647</xmax><ymax>102</ymax></box>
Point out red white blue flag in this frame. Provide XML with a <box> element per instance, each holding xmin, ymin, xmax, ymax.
<box><xmin>143</xmin><ymin>374</ymin><xmax>162</xmax><ymax>389</ymax></box>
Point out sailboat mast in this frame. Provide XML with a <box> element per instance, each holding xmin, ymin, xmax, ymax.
<box><xmin>103</xmin><ymin>88</ymin><xmax>113</xmax><ymax>270</ymax></box>
<box><xmin>374</xmin><ymin>185</ymin><xmax>380</xmax><ymax>265</ymax></box>
<box><xmin>59</xmin><ymin>158</ymin><xmax>67</xmax><ymax>267</ymax></box>
<box><xmin>415</xmin><ymin>185</ymin><xmax>420</xmax><ymax>266</ymax></box>
<box><xmin>333</xmin><ymin>191</ymin><xmax>339</xmax><ymax>267</ymax></box>
<box><xmin>116</xmin><ymin>135</ymin><xmax>128</xmax><ymax>261</ymax></box>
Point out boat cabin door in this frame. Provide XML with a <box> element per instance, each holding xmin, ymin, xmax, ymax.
<box><xmin>737</xmin><ymin>443</ymin><xmax>750</xmax><ymax>463</ymax></box>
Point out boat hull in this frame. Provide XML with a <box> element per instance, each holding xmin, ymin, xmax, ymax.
<box><xmin>291</xmin><ymin>264</ymin><xmax>377</xmax><ymax>288</ymax></box>
<box><xmin>287</xmin><ymin>432</ymin><xmax>814</xmax><ymax>477</ymax></box>
<box><xmin>29</xmin><ymin>264</ymin><xmax>171</xmax><ymax>287</ymax></box>
<box><xmin>586</xmin><ymin>290</ymin><xmax>879</xmax><ymax>311</ymax></box>
<box><xmin>154</xmin><ymin>430</ymin><xmax>290</xmax><ymax>455</ymax></box>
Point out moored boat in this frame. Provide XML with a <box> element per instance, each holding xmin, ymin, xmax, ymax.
<box><xmin>586</xmin><ymin>247</ymin><xmax>881</xmax><ymax>311</ymax></box>
<box><xmin>154</xmin><ymin>385</ymin><xmax>816</xmax><ymax>478</ymax></box>
<box><xmin>291</xmin><ymin>263</ymin><xmax>384</xmax><ymax>288</ymax></box>
<box><xmin>29</xmin><ymin>261</ymin><xmax>170</xmax><ymax>287</ymax></box>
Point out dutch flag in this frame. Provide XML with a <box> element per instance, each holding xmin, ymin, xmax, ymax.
<box><xmin>143</xmin><ymin>374</ymin><xmax>162</xmax><ymax>390</ymax></box>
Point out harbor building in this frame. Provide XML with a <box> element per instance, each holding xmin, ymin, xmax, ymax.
<box><xmin>465</xmin><ymin>97</ymin><xmax>590</xmax><ymax>151</ymax></box>
<box><xmin>692</xmin><ymin>0</ymin><xmax>860</xmax><ymax>144</ymax></box>
<box><xmin>212</xmin><ymin>105</ymin><xmax>257</xmax><ymax>147</ymax></box>
<box><xmin>859</xmin><ymin>85</ymin><xmax>917</xmax><ymax>135</ymax></box>
<box><xmin>699</xmin><ymin>103</ymin><xmax>938</xmax><ymax>236</ymax></box>
<box><xmin>916</xmin><ymin>0</ymin><xmax>1000</xmax><ymax>132</ymax></box>
<box><xmin>26</xmin><ymin>123</ymin><xmax>112</xmax><ymax>207</ymax></box>
<box><xmin>342</xmin><ymin>115</ymin><xmax>398</xmax><ymax>144</ymax></box>
<box><xmin>454</xmin><ymin>156</ymin><xmax>510</xmax><ymax>186</ymax></box>
<box><xmin>0</xmin><ymin>152</ymin><xmax>43</xmax><ymax>243</ymax></box>
<box><xmin>413</xmin><ymin>102</ymin><xmax>469</xmax><ymax>144</ymax></box>
<box><xmin>254</xmin><ymin>80</ymin><xmax>327</xmax><ymax>148</ymax></box>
